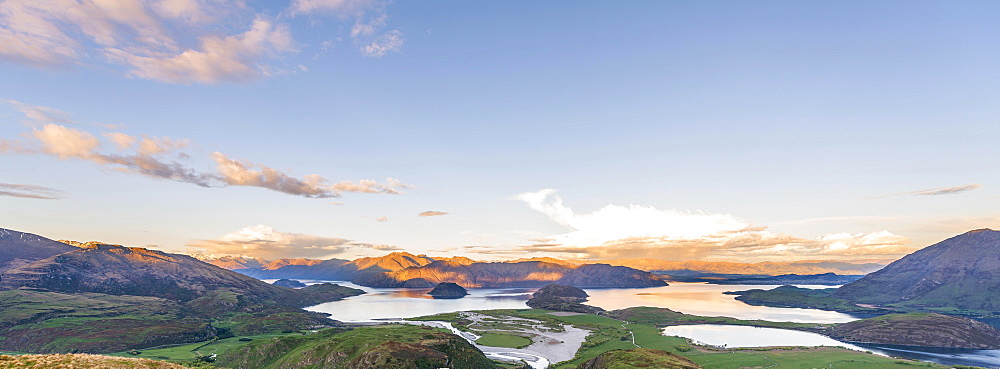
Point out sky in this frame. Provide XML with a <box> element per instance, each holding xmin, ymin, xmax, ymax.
<box><xmin>2</xmin><ymin>1</ymin><xmax>1000</xmax><ymax>263</ymax></box>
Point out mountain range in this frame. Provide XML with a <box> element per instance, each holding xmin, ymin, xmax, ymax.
<box><xmin>220</xmin><ymin>252</ymin><xmax>667</xmax><ymax>288</ymax></box>
<box><xmin>0</xmin><ymin>228</ymin><xmax>364</xmax><ymax>353</ymax></box>
<box><xmin>205</xmin><ymin>254</ymin><xmax>889</xmax><ymax>277</ymax></box>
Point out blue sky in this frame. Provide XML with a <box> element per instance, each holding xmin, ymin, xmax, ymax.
<box><xmin>1</xmin><ymin>1</ymin><xmax>998</xmax><ymax>262</ymax></box>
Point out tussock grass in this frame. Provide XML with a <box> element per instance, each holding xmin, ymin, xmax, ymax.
<box><xmin>0</xmin><ymin>354</ymin><xmax>186</xmax><ymax>368</ymax></box>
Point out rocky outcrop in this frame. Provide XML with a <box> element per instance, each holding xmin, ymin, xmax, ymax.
<box><xmin>829</xmin><ymin>313</ymin><xmax>1000</xmax><ymax>349</ymax></box>
<box><xmin>526</xmin><ymin>284</ymin><xmax>604</xmax><ymax>314</ymax></box>
<box><xmin>427</xmin><ymin>282</ymin><xmax>467</xmax><ymax>298</ymax></box>
<box><xmin>273</xmin><ymin>279</ymin><xmax>306</xmax><ymax>288</ymax></box>
<box><xmin>577</xmin><ymin>348</ymin><xmax>702</xmax><ymax>369</ymax></box>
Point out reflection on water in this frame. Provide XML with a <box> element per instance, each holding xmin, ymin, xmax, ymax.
<box><xmin>584</xmin><ymin>283</ymin><xmax>860</xmax><ymax>323</ymax></box>
<box><xmin>301</xmin><ymin>281</ymin><xmax>859</xmax><ymax>323</ymax></box>
<box><xmin>302</xmin><ymin>280</ymin><xmax>531</xmax><ymax>322</ymax></box>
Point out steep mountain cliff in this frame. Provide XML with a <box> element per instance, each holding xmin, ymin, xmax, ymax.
<box><xmin>833</xmin><ymin>229</ymin><xmax>1000</xmax><ymax>312</ymax></box>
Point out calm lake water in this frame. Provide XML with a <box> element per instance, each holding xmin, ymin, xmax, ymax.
<box><xmin>296</xmin><ymin>280</ymin><xmax>1000</xmax><ymax>368</ymax></box>
<box><xmin>662</xmin><ymin>324</ymin><xmax>868</xmax><ymax>350</ymax></box>
<box><xmin>662</xmin><ymin>324</ymin><xmax>1000</xmax><ymax>369</ymax></box>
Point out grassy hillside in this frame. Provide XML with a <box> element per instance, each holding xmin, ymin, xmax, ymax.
<box><xmin>829</xmin><ymin>313</ymin><xmax>1000</xmax><ymax>349</ymax></box>
<box><xmin>0</xmin><ymin>353</ymin><xmax>186</xmax><ymax>368</ymax></box>
<box><xmin>0</xmin><ymin>284</ymin><xmax>364</xmax><ymax>353</ymax></box>
<box><xmin>411</xmin><ymin>308</ymin><xmax>960</xmax><ymax>369</ymax></box>
<box><xmin>215</xmin><ymin>324</ymin><xmax>500</xmax><ymax>369</ymax></box>
<box><xmin>576</xmin><ymin>348</ymin><xmax>702</xmax><ymax>369</ymax></box>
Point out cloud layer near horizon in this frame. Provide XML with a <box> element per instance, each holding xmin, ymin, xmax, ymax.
<box><xmin>0</xmin><ymin>0</ymin><xmax>403</xmax><ymax>84</ymax></box>
<box><xmin>509</xmin><ymin>189</ymin><xmax>914</xmax><ymax>261</ymax></box>
<box><xmin>187</xmin><ymin>224</ymin><xmax>402</xmax><ymax>259</ymax></box>
<box><xmin>1</xmin><ymin>101</ymin><xmax>408</xmax><ymax>198</ymax></box>
<box><xmin>0</xmin><ymin>183</ymin><xmax>63</xmax><ymax>199</ymax></box>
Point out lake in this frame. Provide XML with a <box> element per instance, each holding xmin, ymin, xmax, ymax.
<box><xmin>299</xmin><ymin>280</ymin><xmax>1000</xmax><ymax>368</ymax></box>
<box><xmin>302</xmin><ymin>280</ymin><xmax>859</xmax><ymax>323</ymax></box>
<box><xmin>661</xmin><ymin>324</ymin><xmax>1000</xmax><ymax>369</ymax></box>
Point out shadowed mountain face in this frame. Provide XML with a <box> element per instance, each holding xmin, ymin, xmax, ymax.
<box><xmin>0</xmin><ymin>229</ymin><xmax>365</xmax><ymax>353</ymax></box>
<box><xmin>0</xmin><ymin>228</ymin><xmax>76</xmax><ymax>273</ymax></box>
<box><xmin>834</xmin><ymin>229</ymin><xmax>1000</xmax><ymax>311</ymax></box>
<box><xmin>0</xmin><ymin>244</ymin><xmax>304</xmax><ymax>302</ymax></box>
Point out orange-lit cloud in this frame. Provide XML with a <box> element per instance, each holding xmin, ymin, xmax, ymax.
<box><xmin>1</xmin><ymin>102</ymin><xmax>409</xmax><ymax>198</ymax></box>
<box><xmin>187</xmin><ymin>224</ymin><xmax>400</xmax><ymax>259</ymax></box>
<box><xmin>511</xmin><ymin>189</ymin><xmax>914</xmax><ymax>261</ymax></box>
<box><xmin>419</xmin><ymin>211</ymin><xmax>448</xmax><ymax>217</ymax></box>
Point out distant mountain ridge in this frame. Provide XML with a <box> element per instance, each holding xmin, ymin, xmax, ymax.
<box><xmin>228</xmin><ymin>252</ymin><xmax>666</xmax><ymax>288</ymax></box>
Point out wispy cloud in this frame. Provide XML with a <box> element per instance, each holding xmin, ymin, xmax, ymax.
<box><xmin>418</xmin><ymin>211</ymin><xmax>448</xmax><ymax>217</ymax></box>
<box><xmin>0</xmin><ymin>0</ymin><xmax>400</xmax><ymax>84</ymax></box>
<box><xmin>870</xmin><ymin>183</ymin><xmax>984</xmax><ymax>199</ymax></box>
<box><xmin>0</xmin><ymin>183</ymin><xmax>63</xmax><ymax>200</ymax></box>
<box><xmin>1</xmin><ymin>101</ymin><xmax>409</xmax><ymax>198</ymax></box>
<box><xmin>105</xmin><ymin>16</ymin><xmax>296</xmax><ymax>84</ymax></box>
<box><xmin>511</xmin><ymin>189</ymin><xmax>914</xmax><ymax>261</ymax></box>
<box><xmin>911</xmin><ymin>183</ymin><xmax>982</xmax><ymax>196</ymax></box>
<box><xmin>187</xmin><ymin>225</ymin><xmax>396</xmax><ymax>259</ymax></box>
<box><xmin>6</xmin><ymin>100</ymin><xmax>72</xmax><ymax>125</ymax></box>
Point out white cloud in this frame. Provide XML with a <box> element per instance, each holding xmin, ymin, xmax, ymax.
<box><xmin>514</xmin><ymin>189</ymin><xmax>914</xmax><ymax>261</ymax></box>
<box><xmin>361</xmin><ymin>29</ymin><xmax>403</xmax><ymax>57</ymax></box>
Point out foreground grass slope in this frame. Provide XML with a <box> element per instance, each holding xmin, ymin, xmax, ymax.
<box><xmin>577</xmin><ymin>348</ymin><xmax>702</xmax><ymax>369</ymax></box>
<box><xmin>0</xmin><ymin>354</ymin><xmax>186</xmax><ymax>368</ymax></box>
<box><xmin>215</xmin><ymin>324</ymin><xmax>501</xmax><ymax>369</ymax></box>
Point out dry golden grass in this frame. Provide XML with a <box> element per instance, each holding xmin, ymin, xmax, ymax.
<box><xmin>0</xmin><ymin>354</ymin><xmax>187</xmax><ymax>368</ymax></box>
